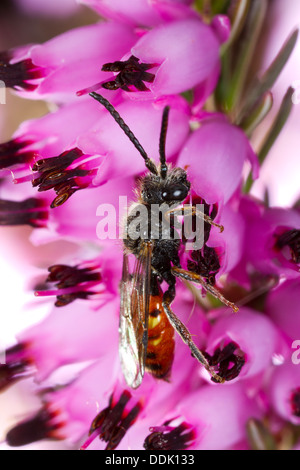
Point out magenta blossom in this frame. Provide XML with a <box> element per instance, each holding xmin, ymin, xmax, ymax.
<box><xmin>203</xmin><ymin>307</ymin><xmax>283</xmax><ymax>384</ymax></box>
<box><xmin>79</xmin><ymin>0</ymin><xmax>196</xmax><ymax>27</ymax></box>
<box><xmin>232</xmin><ymin>197</ymin><xmax>300</xmax><ymax>284</ymax></box>
<box><xmin>140</xmin><ymin>383</ymin><xmax>260</xmax><ymax>451</ymax></box>
<box><xmin>129</xmin><ymin>18</ymin><xmax>224</xmax><ymax>100</ymax></box>
<box><xmin>266</xmin><ymin>278</ymin><xmax>300</xmax><ymax>346</ymax></box>
<box><xmin>268</xmin><ymin>362</ymin><xmax>300</xmax><ymax>426</ymax></box>
<box><xmin>1</xmin><ymin>283</ymin><xmax>119</xmax><ymax>384</ymax></box>
<box><xmin>177</xmin><ymin>118</ymin><xmax>259</xmax><ymax>210</ymax></box>
<box><xmin>1</xmin><ymin>22</ymin><xmax>137</xmax><ymax>102</ymax></box>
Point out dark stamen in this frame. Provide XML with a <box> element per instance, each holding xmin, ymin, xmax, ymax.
<box><xmin>187</xmin><ymin>245</ymin><xmax>221</xmax><ymax>285</ymax></box>
<box><xmin>202</xmin><ymin>341</ymin><xmax>246</xmax><ymax>383</ymax></box>
<box><xmin>144</xmin><ymin>420</ymin><xmax>196</xmax><ymax>450</ymax></box>
<box><xmin>0</xmin><ymin>343</ymin><xmax>34</xmax><ymax>393</ymax></box>
<box><xmin>0</xmin><ymin>51</ymin><xmax>44</xmax><ymax>91</ymax></box>
<box><xmin>42</xmin><ymin>264</ymin><xmax>102</xmax><ymax>307</ymax></box>
<box><xmin>0</xmin><ymin>197</ymin><xmax>48</xmax><ymax>227</ymax></box>
<box><xmin>101</xmin><ymin>55</ymin><xmax>157</xmax><ymax>92</ymax></box>
<box><xmin>32</xmin><ymin>148</ymin><xmax>95</xmax><ymax>209</ymax></box>
<box><xmin>275</xmin><ymin>229</ymin><xmax>300</xmax><ymax>264</ymax></box>
<box><xmin>87</xmin><ymin>390</ymin><xmax>141</xmax><ymax>450</ymax></box>
<box><xmin>6</xmin><ymin>405</ymin><xmax>64</xmax><ymax>447</ymax></box>
<box><xmin>0</xmin><ymin>139</ymin><xmax>34</xmax><ymax>169</ymax></box>
<box><xmin>291</xmin><ymin>388</ymin><xmax>300</xmax><ymax>418</ymax></box>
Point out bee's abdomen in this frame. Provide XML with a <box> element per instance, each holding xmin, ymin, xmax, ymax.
<box><xmin>146</xmin><ymin>294</ymin><xmax>175</xmax><ymax>380</ymax></box>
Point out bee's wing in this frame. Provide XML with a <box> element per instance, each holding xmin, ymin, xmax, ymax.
<box><xmin>119</xmin><ymin>242</ymin><xmax>153</xmax><ymax>389</ymax></box>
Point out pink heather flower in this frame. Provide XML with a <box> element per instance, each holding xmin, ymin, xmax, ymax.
<box><xmin>203</xmin><ymin>307</ymin><xmax>282</xmax><ymax>383</ymax></box>
<box><xmin>182</xmin><ymin>202</ymin><xmax>245</xmax><ymax>289</ymax></box>
<box><xmin>79</xmin><ymin>0</ymin><xmax>196</xmax><ymax>27</ymax></box>
<box><xmin>82</xmin><ymin>293</ymin><xmax>212</xmax><ymax>450</ymax></box>
<box><xmin>77</xmin><ymin>95</ymin><xmax>190</xmax><ymax>183</ymax></box>
<box><xmin>268</xmin><ymin>362</ymin><xmax>300</xmax><ymax>426</ymax></box>
<box><xmin>1</xmin><ymin>22</ymin><xmax>137</xmax><ymax>102</ymax></box>
<box><xmin>129</xmin><ymin>18</ymin><xmax>223</xmax><ymax>100</ymax></box>
<box><xmin>203</xmin><ymin>203</ymin><xmax>246</xmax><ymax>279</ymax></box>
<box><xmin>1</xmin><ymin>95</ymin><xmax>190</xmax><ymax>215</ymax></box>
<box><xmin>5</xmin><ymin>357</ymin><xmax>120</xmax><ymax>447</ymax></box>
<box><xmin>266</xmin><ymin>278</ymin><xmax>300</xmax><ymax>346</ymax></box>
<box><xmin>0</xmin><ymin>98</ymin><xmax>104</xmax><ymax>174</ymax></box>
<box><xmin>232</xmin><ymin>197</ymin><xmax>300</xmax><ymax>284</ymax></box>
<box><xmin>3</xmin><ymin>291</ymin><xmax>207</xmax><ymax>449</ymax></box>
<box><xmin>1</xmin><ymin>17</ymin><xmax>224</xmax><ymax>104</ymax></box>
<box><xmin>139</xmin><ymin>383</ymin><xmax>261</xmax><ymax>451</ymax></box>
<box><xmin>2</xmin><ymin>286</ymin><xmax>119</xmax><ymax>384</ymax></box>
<box><xmin>177</xmin><ymin>118</ymin><xmax>259</xmax><ymax>210</ymax></box>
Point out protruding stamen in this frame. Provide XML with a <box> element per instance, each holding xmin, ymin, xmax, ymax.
<box><xmin>0</xmin><ymin>343</ymin><xmax>34</xmax><ymax>393</ymax></box>
<box><xmin>202</xmin><ymin>341</ymin><xmax>246</xmax><ymax>383</ymax></box>
<box><xmin>0</xmin><ymin>51</ymin><xmax>44</xmax><ymax>91</ymax></box>
<box><xmin>82</xmin><ymin>390</ymin><xmax>142</xmax><ymax>450</ymax></box>
<box><xmin>32</xmin><ymin>148</ymin><xmax>96</xmax><ymax>209</ymax></box>
<box><xmin>102</xmin><ymin>55</ymin><xmax>156</xmax><ymax>92</ymax></box>
<box><xmin>35</xmin><ymin>264</ymin><xmax>102</xmax><ymax>307</ymax></box>
<box><xmin>187</xmin><ymin>245</ymin><xmax>221</xmax><ymax>285</ymax></box>
<box><xmin>0</xmin><ymin>139</ymin><xmax>34</xmax><ymax>170</ymax></box>
<box><xmin>77</xmin><ymin>55</ymin><xmax>157</xmax><ymax>96</ymax></box>
<box><xmin>144</xmin><ymin>420</ymin><xmax>196</xmax><ymax>450</ymax></box>
<box><xmin>6</xmin><ymin>405</ymin><xmax>65</xmax><ymax>447</ymax></box>
<box><xmin>0</xmin><ymin>197</ymin><xmax>48</xmax><ymax>227</ymax></box>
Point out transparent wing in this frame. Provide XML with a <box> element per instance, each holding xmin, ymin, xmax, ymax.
<box><xmin>119</xmin><ymin>242</ymin><xmax>153</xmax><ymax>389</ymax></box>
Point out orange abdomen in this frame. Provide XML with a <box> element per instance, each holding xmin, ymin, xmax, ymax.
<box><xmin>146</xmin><ymin>294</ymin><xmax>175</xmax><ymax>380</ymax></box>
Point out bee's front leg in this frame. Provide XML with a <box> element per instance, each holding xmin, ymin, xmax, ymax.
<box><xmin>171</xmin><ymin>266</ymin><xmax>239</xmax><ymax>313</ymax></box>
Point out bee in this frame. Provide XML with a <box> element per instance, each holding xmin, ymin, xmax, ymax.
<box><xmin>90</xmin><ymin>92</ymin><xmax>238</xmax><ymax>388</ymax></box>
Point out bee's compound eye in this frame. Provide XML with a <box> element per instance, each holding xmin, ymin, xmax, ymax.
<box><xmin>162</xmin><ymin>185</ymin><xmax>188</xmax><ymax>202</ymax></box>
<box><xmin>173</xmin><ymin>189</ymin><xmax>183</xmax><ymax>198</ymax></box>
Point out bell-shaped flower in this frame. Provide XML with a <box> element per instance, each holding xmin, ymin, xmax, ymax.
<box><xmin>202</xmin><ymin>307</ymin><xmax>283</xmax><ymax>384</ymax></box>
<box><xmin>79</xmin><ymin>0</ymin><xmax>196</xmax><ymax>28</ymax></box>
<box><xmin>0</xmin><ymin>22</ymin><xmax>137</xmax><ymax>102</ymax></box>
<box><xmin>177</xmin><ymin>118</ymin><xmax>258</xmax><ymax>210</ymax></box>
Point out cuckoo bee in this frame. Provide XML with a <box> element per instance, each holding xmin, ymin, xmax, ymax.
<box><xmin>90</xmin><ymin>92</ymin><xmax>238</xmax><ymax>389</ymax></box>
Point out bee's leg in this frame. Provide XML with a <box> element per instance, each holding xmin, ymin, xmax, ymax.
<box><xmin>162</xmin><ymin>281</ymin><xmax>225</xmax><ymax>384</ymax></box>
<box><xmin>166</xmin><ymin>206</ymin><xmax>224</xmax><ymax>232</ymax></box>
<box><xmin>171</xmin><ymin>266</ymin><xmax>239</xmax><ymax>313</ymax></box>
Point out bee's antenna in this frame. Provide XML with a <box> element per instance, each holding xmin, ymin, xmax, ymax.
<box><xmin>159</xmin><ymin>106</ymin><xmax>170</xmax><ymax>179</ymax></box>
<box><xmin>89</xmin><ymin>92</ymin><xmax>158</xmax><ymax>176</ymax></box>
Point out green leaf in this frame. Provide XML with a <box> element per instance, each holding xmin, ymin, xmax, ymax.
<box><xmin>237</xmin><ymin>28</ymin><xmax>299</xmax><ymax>124</ymax></box>
<box><xmin>240</xmin><ymin>91</ymin><xmax>273</xmax><ymax>136</ymax></box>
<box><xmin>220</xmin><ymin>0</ymin><xmax>251</xmax><ymax>54</ymax></box>
<box><xmin>211</xmin><ymin>0</ymin><xmax>231</xmax><ymax>15</ymax></box>
<box><xmin>244</xmin><ymin>87</ymin><xmax>295</xmax><ymax>193</ymax></box>
<box><xmin>216</xmin><ymin>0</ymin><xmax>267</xmax><ymax>114</ymax></box>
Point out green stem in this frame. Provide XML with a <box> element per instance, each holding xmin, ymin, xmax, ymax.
<box><xmin>244</xmin><ymin>87</ymin><xmax>295</xmax><ymax>193</ymax></box>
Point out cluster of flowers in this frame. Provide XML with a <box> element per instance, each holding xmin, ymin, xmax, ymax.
<box><xmin>0</xmin><ymin>0</ymin><xmax>300</xmax><ymax>450</ymax></box>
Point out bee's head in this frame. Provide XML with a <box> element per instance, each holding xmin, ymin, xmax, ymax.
<box><xmin>141</xmin><ymin>167</ymin><xmax>190</xmax><ymax>206</ymax></box>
